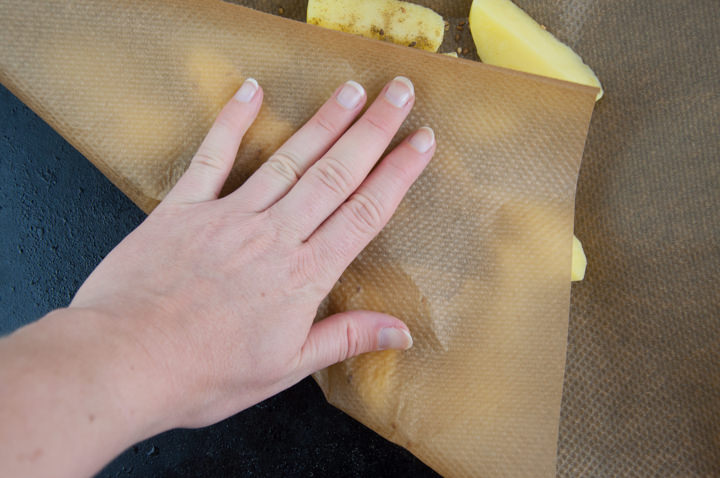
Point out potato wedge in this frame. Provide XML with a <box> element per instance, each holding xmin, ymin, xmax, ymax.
<box><xmin>307</xmin><ymin>0</ymin><xmax>444</xmax><ymax>52</ymax></box>
<box><xmin>571</xmin><ymin>235</ymin><xmax>587</xmax><ymax>281</ymax></box>
<box><xmin>469</xmin><ymin>0</ymin><xmax>603</xmax><ymax>100</ymax></box>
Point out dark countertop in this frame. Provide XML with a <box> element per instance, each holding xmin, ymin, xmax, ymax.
<box><xmin>0</xmin><ymin>83</ymin><xmax>439</xmax><ymax>478</ymax></box>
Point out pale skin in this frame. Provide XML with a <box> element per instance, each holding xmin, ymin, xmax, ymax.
<box><xmin>0</xmin><ymin>76</ymin><xmax>435</xmax><ymax>477</ymax></box>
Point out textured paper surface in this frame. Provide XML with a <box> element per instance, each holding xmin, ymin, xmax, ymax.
<box><xmin>0</xmin><ymin>1</ymin><xmax>598</xmax><ymax>476</ymax></box>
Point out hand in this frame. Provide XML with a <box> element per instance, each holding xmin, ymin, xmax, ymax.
<box><xmin>71</xmin><ymin>76</ymin><xmax>435</xmax><ymax>430</ymax></box>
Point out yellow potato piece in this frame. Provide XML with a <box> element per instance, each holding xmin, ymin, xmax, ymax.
<box><xmin>307</xmin><ymin>0</ymin><xmax>445</xmax><ymax>52</ymax></box>
<box><xmin>469</xmin><ymin>0</ymin><xmax>603</xmax><ymax>100</ymax></box>
<box><xmin>571</xmin><ymin>235</ymin><xmax>587</xmax><ymax>281</ymax></box>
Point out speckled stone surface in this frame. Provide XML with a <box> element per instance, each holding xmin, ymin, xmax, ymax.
<box><xmin>0</xmin><ymin>84</ymin><xmax>439</xmax><ymax>478</ymax></box>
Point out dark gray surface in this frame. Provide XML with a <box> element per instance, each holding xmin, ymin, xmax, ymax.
<box><xmin>0</xmin><ymin>84</ymin><xmax>438</xmax><ymax>477</ymax></box>
<box><xmin>0</xmin><ymin>88</ymin><xmax>146</xmax><ymax>333</ymax></box>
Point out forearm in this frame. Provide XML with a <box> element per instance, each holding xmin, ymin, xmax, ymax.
<box><xmin>0</xmin><ymin>308</ymin><xmax>175</xmax><ymax>478</ymax></box>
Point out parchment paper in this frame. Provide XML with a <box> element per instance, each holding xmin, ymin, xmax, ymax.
<box><xmin>0</xmin><ymin>1</ymin><xmax>598</xmax><ymax>476</ymax></box>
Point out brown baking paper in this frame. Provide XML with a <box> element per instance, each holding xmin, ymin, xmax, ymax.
<box><xmin>0</xmin><ymin>1</ymin><xmax>597</xmax><ymax>476</ymax></box>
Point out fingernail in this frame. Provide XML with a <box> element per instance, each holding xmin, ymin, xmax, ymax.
<box><xmin>378</xmin><ymin>328</ymin><xmax>413</xmax><ymax>351</ymax></box>
<box><xmin>336</xmin><ymin>80</ymin><xmax>365</xmax><ymax>110</ymax></box>
<box><xmin>234</xmin><ymin>78</ymin><xmax>259</xmax><ymax>103</ymax></box>
<box><xmin>384</xmin><ymin>76</ymin><xmax>414</xmax><ymax>108</ymax></box>
<box><xmin>409</xmin><ymin>127</ymin><xmax>435</xmax><ymax>153</ymax></box>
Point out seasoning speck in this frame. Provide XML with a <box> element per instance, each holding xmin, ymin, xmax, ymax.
<box><xmin>456</xmin><ymin>24</ymin><xmax>464</xmax><ymax>31</ymax></box>
<box><xmin>462</xmin><ymin>48</ymin><xmax>469</xmax><ymax>55</ymax></box>
<box><xmin>277</xmin><ymin>7</ymin><xmax>284</xmax><ymax>15</ymax></box>
<box><xmin>455</xmin><ymin>33</ymin><xmax>461</xmax><ymax>42</ymax></box>
<box><xmin>444</xmin><ymin>21</ymin><xmax>450</xmax><ymax>31</ymax></box>
<box><xmin>379</xmin><ymin>28</ymin><xmax>385</xmax><ymax>36</ymax></box>
<box><xmin>409</xmin><ymin>41</ymin><xmax>417</xmax><ymax>47</ymax></box>
<box><xmin>457</xmin><ymin>47</ymin><xmax>462</xmax><ymax>55</ymax></box>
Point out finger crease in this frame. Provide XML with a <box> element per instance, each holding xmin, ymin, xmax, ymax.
<box><xmin>361</xmin><ymin>115</ymin><xmax>392</xmax><ymax>138</ymax></box>
<box><xmin>192</xmin><ymin>152</ymin><xmax>226</xmax><ymax>173</ymax></box>
<box><xmin>384</xmin><ymin>158</ymin><xmax>415</xmax><ymax>185</ymax></box>
<box><xmin>314</xmin><ymin>157</ymin><xmax>355</xmax><ymax>196</ymax></box>
<box><xmin>347</xmin><ymin>192</ymin><xmax>384</xmax><ymax>234</ymax></box>
<box><xmin>267</xmin><ymin>151</ymin><xmax>303</xmax><ymax>183</ymax></box>
<box><xmin>344</xmin><ymin>322</ymin><xmax>361</xmax><ymax>362</ymax></box>
<box><xmin>314</xmin><ymin>113</ymin><xmax>339</xmax><ymax>136</ymax></box>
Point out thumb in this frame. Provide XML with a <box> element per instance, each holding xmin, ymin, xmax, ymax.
<box><xmin>299</xmin><ymin>310</ymin><xmax>413</xmax><ymax>374</ymax></box>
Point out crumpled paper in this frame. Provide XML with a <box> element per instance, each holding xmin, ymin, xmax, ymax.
<box><xmin>0</xmin><ymin>1</ymin><xmax>597</xmax><ymax>475</ymax></box>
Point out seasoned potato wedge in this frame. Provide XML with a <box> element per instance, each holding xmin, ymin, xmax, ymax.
<box><xmin>307</xmin><ymin>0</ymin><xmax>444</xmax><ymax>52</ymax></box>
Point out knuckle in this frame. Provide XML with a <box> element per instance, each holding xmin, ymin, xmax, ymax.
<box><xmin>264</xmin><ymin>151</ymin><xmax>303</xmax><ymax>183</ymax></box>
<box><xmin>311</xmin><ymin>156</ymin><xmax>355</xmax><ymax>196</ymax></box>
<box><xmin>344</xmin><ymin>192</ymin><xmax>385</xmax><ymax>236</ymax></box>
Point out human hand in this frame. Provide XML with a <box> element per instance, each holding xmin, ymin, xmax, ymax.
<box><xmin>70</xmin><ymin>76</ymin><xmax>435</xmax><ymax>431</ymax></box>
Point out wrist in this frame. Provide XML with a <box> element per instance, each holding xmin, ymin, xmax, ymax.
<box><xmin>39</xmin><ymin>307</ymin><xmax>181</xmax><ymax>439</ymax></box>
<box><xmin>0</xmin><ymin>307</ymin><xmax>183</xmax><ymax>477</ymax></box>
